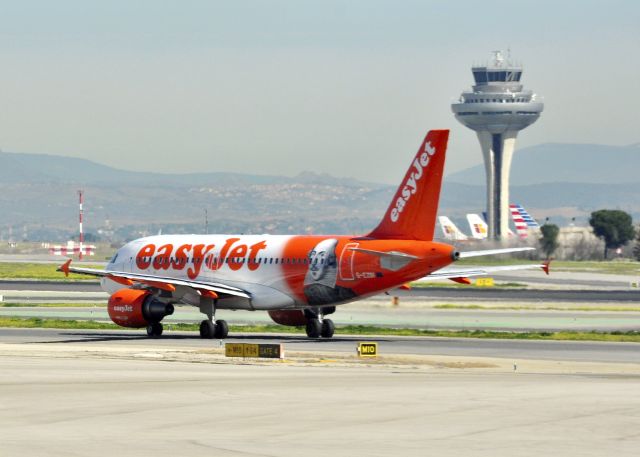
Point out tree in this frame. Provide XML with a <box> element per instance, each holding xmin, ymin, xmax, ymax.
<box><xmin>589</xmin><ymin>210</ymin><xmax>636</xmax><ymax>259</ymax></box>
<box><xmin>539</xmin><ymin>224</ymin><xmax>560</xmax><ymax>258</ymax></box>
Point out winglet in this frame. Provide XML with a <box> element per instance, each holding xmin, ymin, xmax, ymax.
<box><xmin>542</xmin><ymin>259</ymin><xmax>552</xmax><ymax>276</ymax></box>
<box><xmin>58</xmin><ymin>259</ymin><xmax>72</xmax><ymax>277</ymax></box>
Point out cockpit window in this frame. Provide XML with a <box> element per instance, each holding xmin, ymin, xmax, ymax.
<box><xmin>110</xmin><ymin>253</ymin><xmax>118</xmax><ymax>264</ymax></box>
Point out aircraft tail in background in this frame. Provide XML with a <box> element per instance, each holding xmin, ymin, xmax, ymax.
<box><xmin>466</xmin><ymin>214</ymin><xmax>488</xmax><ymax>240</ymax></box>
<box><xmin>509</xmin><ymin>204</ymin><xmax>540</xmax><ymax>238</ymax></box>
<box><xmin>438</xmin><ymin>216</ymin><xmax>468</xmax><ymax>241</ymax></box>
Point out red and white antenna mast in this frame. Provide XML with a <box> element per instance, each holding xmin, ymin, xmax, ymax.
<box><xmin>78</xmin><ymin>190</ymin><xmax>84</xmax><ymax>260</ymax></box>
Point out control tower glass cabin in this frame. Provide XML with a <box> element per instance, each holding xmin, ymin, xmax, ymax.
<box><xmin>451</xmin><ymin>51</ymin><xmax>543</xmax><ymax>239</ymax></box>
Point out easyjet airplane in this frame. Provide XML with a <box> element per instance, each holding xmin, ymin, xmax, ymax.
<box><xmin>59</xmin><ymin>130</ymin><xmax>548</xmax><ymax>339</ymax></box>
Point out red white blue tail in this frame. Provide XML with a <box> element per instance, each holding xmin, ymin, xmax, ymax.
<box><xmin>509</xmin><ymin>204</ymin><xmax>540</xmax><ymax>238</ymax></box>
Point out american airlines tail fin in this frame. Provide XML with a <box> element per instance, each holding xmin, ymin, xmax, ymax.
<box><xmin>367</xmin><ymin>130</ymin><xmax>449</xmax><ymax>241</ymax></box>
<box><xmin>509</xmin><ymin>203</ymin><xmax>540</xmax><ymax>238</ymax></box>
<box><xmin>466</xmin><ymin>214</ymin><xmax>488</xmax><ymax>240</ymax></box>
<box><xmin>439</xmin><ymin>216</ymin><xmax>468</xmax><ymax>241</ymax></box>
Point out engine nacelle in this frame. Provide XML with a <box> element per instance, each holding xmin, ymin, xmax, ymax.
<box><xmin>268</xmin><ymin>310</ymin><xmax>307</xmax><ymax>327</ymax></box>
<box><xmin>108</xmin><ymin>288</ymin><xmax>174</xmax><ymax>328</ymax></box>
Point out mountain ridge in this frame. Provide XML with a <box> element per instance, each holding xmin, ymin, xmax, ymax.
<box><xmin>1</xmin><ymin>143</ymin><xmax>639</xmax><ymax>241</ymax></box>
<box><xmin>446</xmin><ymin>142</ymin><xmax>640</xmax><ymax>185</ymax></box>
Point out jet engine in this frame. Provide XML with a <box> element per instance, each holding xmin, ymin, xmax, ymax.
<box><xmin>268</xmin><ymin>306</ymin><xmax>336</xmax><ymax>327</ymax></box>
<box><xmin>267</xmin><ymin>310</ymin><xmax>307</xmax><ymax>326</ymax></box>
<box><xmin>108</xmin><ymin>288</ymin><xmax>174</xmax><ymax>328</ymax></box>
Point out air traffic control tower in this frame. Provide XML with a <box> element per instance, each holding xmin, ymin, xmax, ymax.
<box><xmin>451</xmin><ymin>51</ymin><xmax>543</xmax><ymax>239</ymax></box>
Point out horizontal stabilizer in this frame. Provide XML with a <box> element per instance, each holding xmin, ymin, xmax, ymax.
<box><xmin>457</xmin><ymin>247</ymin><xmax>535</xmax><ymax>259</ymax></box>
<box><xmin>449</xmin><ymin>277</ymin><xmax>472</xmax><ymax>284</ymax></box>
<box><xmin>419</xmin><ymin>262</ymin><xmax>551</xmax><ymax>281</ymax></box>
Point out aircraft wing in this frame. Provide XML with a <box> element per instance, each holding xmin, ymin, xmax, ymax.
<box><xmin>421</xmin><ymin>261</ymin><xmax>550</xmax><ymax>283</ymax></box>
<box><xmin>58</xmin><ymin>259</ymin><xmax>251</xmax><ymax>299</ymax></box>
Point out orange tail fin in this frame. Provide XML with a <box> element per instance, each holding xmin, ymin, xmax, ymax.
<box><xmin>367</xmin><ymin>129</ymin><xmax>449</xmax><ymax>241</ymax></box>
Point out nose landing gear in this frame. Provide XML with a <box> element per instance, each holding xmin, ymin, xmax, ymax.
<box><xmin>199</xmin><ymin>298</ymin><xmax>229</xmax><ymax>339</ymax></box>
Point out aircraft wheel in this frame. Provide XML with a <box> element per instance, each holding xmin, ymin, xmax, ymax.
<box><xmin>321</xmin><ymin>319</ymin><xmax>335</xmax><ymax>338</ymax></box>
<box><xmin>214</xmin><ymin>320</ymin><xmax>229</xmax><ymax>339</ymax></box>
<box><xmin>146</xmin><ymin>322</ymin><xmax>163</xmax><ymax>337</ymax></box>
<box><xmin>199</xmin><ymin>320</ymin><xmax>216</xmax><ymax>339</ymax></box>
<box><xmin>305</xmin><ymin>319</ymin><xmax>322</xmax><ymax>338</ymax></box>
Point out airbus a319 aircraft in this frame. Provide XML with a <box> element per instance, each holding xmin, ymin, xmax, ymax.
<box><xmin>59</xmin><ymin>130</ymin><xmax>548</xmax><ymax>339</ymax></box>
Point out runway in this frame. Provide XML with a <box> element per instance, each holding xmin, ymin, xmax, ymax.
<box><xmin>1</xmin><ymin>330</ymin><xmax>640</xmax><ymax>457</ymax></box>
<box><xmin>2</xmin><ymin>301</ymin><xmax>640</xmax><ymax>332</ymax></box>
<box><xmin>2</xmin><ymin>327</ymin><xmax>640</xmax><ymax>363</ymax></box>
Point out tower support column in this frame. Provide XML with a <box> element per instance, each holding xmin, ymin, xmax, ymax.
<box><xmin>477</xmin><ymin>131</ymin><xmax>517</xmax><ymax>239</ymax></box>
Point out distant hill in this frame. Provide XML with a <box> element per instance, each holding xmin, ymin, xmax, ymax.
<box><xmin>1</xmin><ymin>144</ymin><xmax>639</xmax><ymax>242</ymax></box>
<box><xmin>446</xmin><ymin>142</ymin><xmax>640</xmax><ymax>185</ymax></box>
<box><xmin>0</xmin><ymin>151</ymin><xmax>380</xmax><ymax>188</ymax></box>
<box><xmin>0</xmin><ymin>150</ymin><xmax>390</xmax><ymax>240</ymax></box>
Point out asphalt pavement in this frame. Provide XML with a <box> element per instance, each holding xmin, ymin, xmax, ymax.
<box><xmin>2</xmin><ymin>327</ymin><xmax>639</xmax><ymax>364</ymax></box>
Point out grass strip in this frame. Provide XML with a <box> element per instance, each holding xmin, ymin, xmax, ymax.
<box><xmin>1</xmin><ymin>317</ymin><xmax>639</xmax><ymax>343</ymax></box>
<box><xmin>434</xmin><ymin>304</ymin><xmax>640</xmax><ymax>312</ymax></box>
<box><xmin>1</xmin><ymin>260</ymin><xmax>637</xmax><ymax>281</ymax></box>
<box><xmin>410</xmin><ymin>282</ymin><xmax>526</xmax><ymax>289</ymax></box>
<box><xmin>0</xmin><ymin>303</ymin><xmax>104</xmax><ymax>308</ymax></box>
<box><xmin>3</xmin><ymin>302</ymin><xmax>637</xmax><ymax>312</ymax></box>
<box><xmin>456</xmin><ymin>259</ymin><xmax>640</xmax><ymax>275</ymax></box>
<box><xmin>0</xmin><ymin>263</ymin><xmax>103</xmax><ymax>281</ymax></box>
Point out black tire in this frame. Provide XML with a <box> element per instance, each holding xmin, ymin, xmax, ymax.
<box><xmin>214</xmin><ymin>320</ymin><xmax>229</xmax><ymax>339</ymax></box>
<box><xmin>199</xmin><ymin>320</ymin><xmax>216</xmax><ymax>339</ymax></box>
<box><xmin>321</xmin><ymin>319</ymin><xmax>335</xmax><ymax>338</ymax></box>
<box><xmin>305</xmin><ymin>319</ymin><xmax>322</xmax><ymax>338</ymax></box>
<box><xmin>146</xmin><ymin>323</ymin><xmax>163</xmax><ymax>337</ymax></box>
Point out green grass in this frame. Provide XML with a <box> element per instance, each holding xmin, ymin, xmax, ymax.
<box><xmin>0</xmin><ymin>263</ymin><xmax>103</xmax><ymax>280</ymax></box>
<box><xmin>0</xmin><ymin>302</ymin><xmax>103</xmax><ymax>308</ymax></box>
<box><xmin>551</xmin><ymin>260</ymin><xmax>640</xmax><ymax>275</ymax></box>
<box><xmin>457</xmin><ymin>259</ymin><xmax>640</xmax><ymax>275</ymax></box>
<box><xmin>434</xmin><ymin>304</ymin><xmax>640</xmax><ymax>312</ymax></box>
<box><xmin>411</xmin><ymin>281</ymin><xmax>526</xmax><ymax>288</ymax></box>
<box><xmin>1</xmin><ymin>316</ymin><xmax>639</xmax><ymax>343</ymax></box>
<box><xmin>0</xmin><ymin>316</ymin><xmax>119</xmax><ymax>330</ymax></box>
<box><xmin>1</xmin><ymin>260</ymin><xmax>637</xmax><ymax>281</ymax></box>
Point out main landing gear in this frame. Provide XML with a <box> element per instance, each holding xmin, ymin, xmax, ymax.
<box><xmin>199</xmin><ymin>297</ymin><xmax>229</xmax><ymax>339</ymax></box>
<box><xmin>304</xmin><ymin>308</ymin><xmax>335</xmax><ymax>339</ymax></box>
<box><xmin>199</xmin><ymin>319</ymin><xmax>229</xmax><ymax>339</ymax></box>
<box><xmin>146</xmin><ymin>322</ymin><xmax>163</xmax><ymax>337</ymax></box>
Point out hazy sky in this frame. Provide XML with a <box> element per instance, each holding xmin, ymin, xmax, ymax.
<box><xmin>0</xmin><ymin>0</ymin><xmax>638</xmax><ymax>184</ymax></box>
